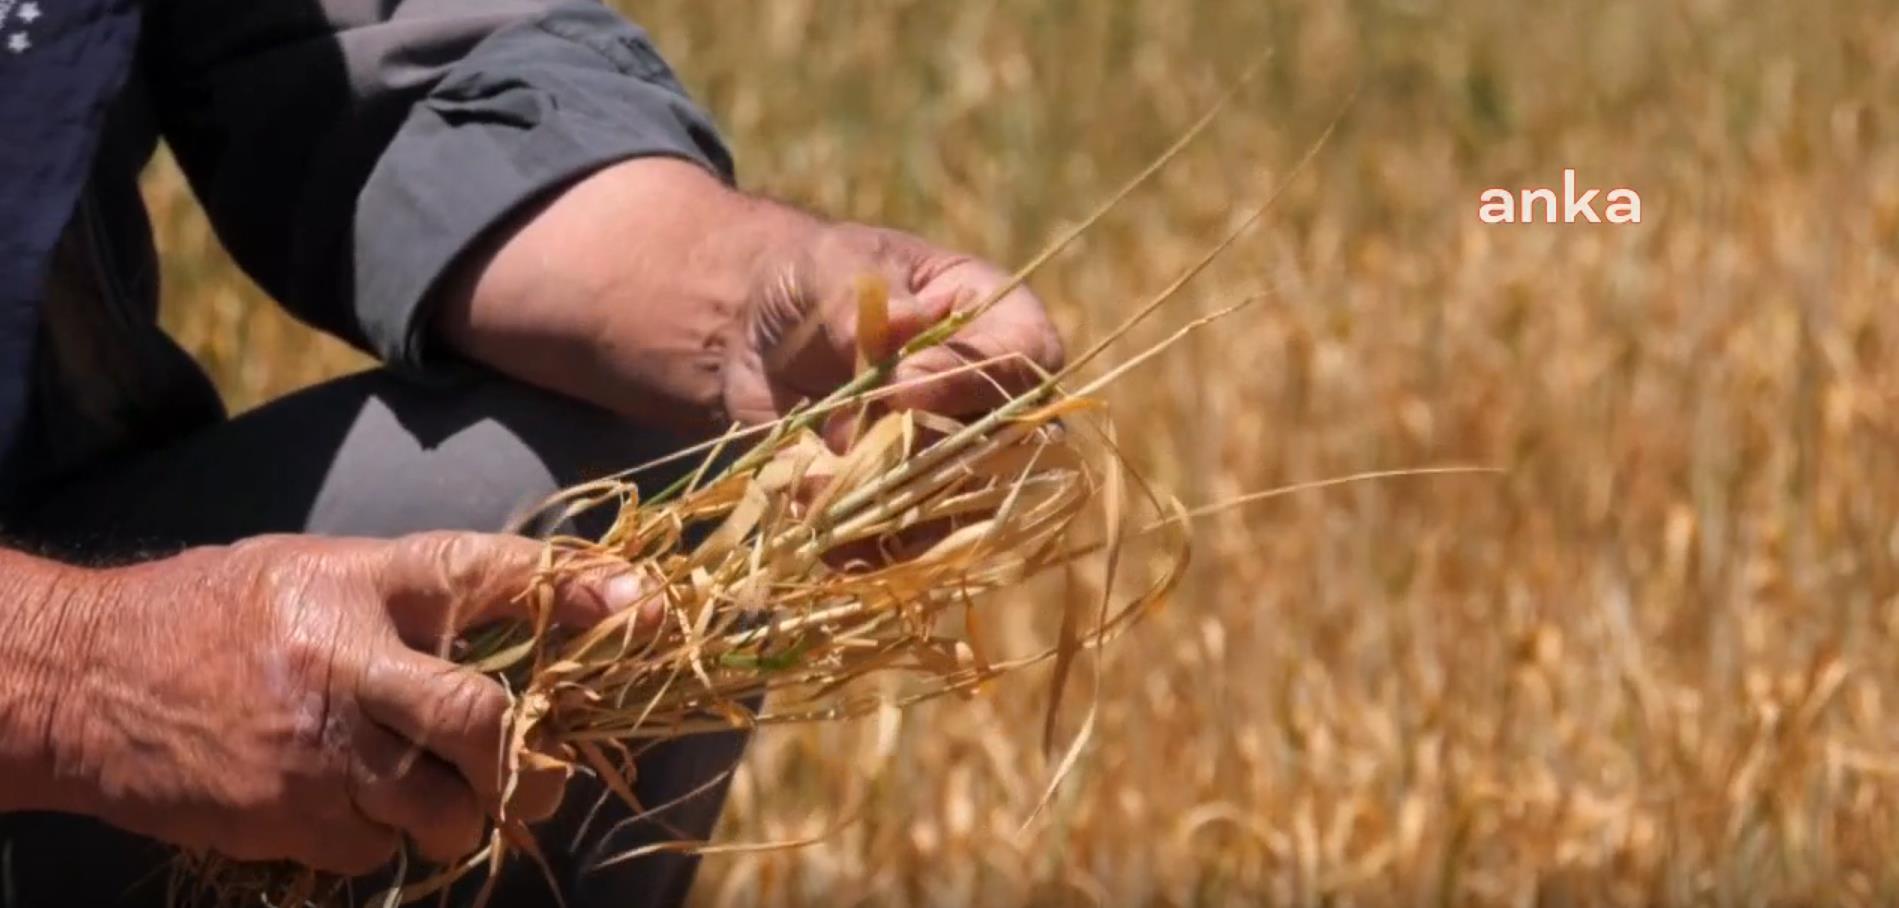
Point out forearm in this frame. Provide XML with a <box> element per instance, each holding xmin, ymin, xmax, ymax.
<box><xmin>0</xmin><ymin>548</ymin><xmax>95</xmax><ymax>813</ymax></box>
<box><xmin>435</xmin><ymin>157</ymin><xmax>815</xmax><ymax>433</ymax></box>
<box><xmin>157</xmin><ymin>0</ymin><xmax>734</xmax><ymax>365</ymax></box>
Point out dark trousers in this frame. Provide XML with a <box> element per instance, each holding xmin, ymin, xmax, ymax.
<box><xmin>0</xmin><ymin>370</ymin><xmax>745</xmax><ymax>908</ymax></box>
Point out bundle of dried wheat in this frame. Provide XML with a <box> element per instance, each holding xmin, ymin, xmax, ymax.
<box><xmin>174</xmin><ymin>64</ymin><xmax>1330</xmax><ymax>907</ymax></box>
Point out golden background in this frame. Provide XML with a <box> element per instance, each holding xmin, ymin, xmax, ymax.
<box><xmin>147</xmin><ymin>2</ymin><xmax>1899</xmax><ymax>904</ymax></box>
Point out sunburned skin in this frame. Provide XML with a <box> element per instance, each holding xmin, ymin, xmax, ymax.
<box><xmin>274</xmin><ymin>657</ymin><xmax>328</xmax><ymax>747</ymax></box>
<box><xmin>438</xmin><ymin>157</ymin><xmax>1065</xmax><ymax>436</ymax></box>
<box><xmin>0</xmin><ymin>533</ymin><xmax>645</xmax><ymax>873</ymax></box>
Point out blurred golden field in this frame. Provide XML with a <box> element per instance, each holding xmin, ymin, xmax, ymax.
<box><xmin>145</xmin><ymin>1</ymin><xmax>1899</xmax><ymax>905</ymax></box>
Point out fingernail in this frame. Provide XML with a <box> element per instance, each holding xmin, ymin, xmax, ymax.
<box><xmin>602</xmin><ymin>572</ymin><xmax>648</xmax><ymax>614</ymax></box>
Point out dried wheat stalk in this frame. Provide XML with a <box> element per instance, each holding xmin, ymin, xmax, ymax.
<box><xmin>173</xmin><ymin>57</ymin><xmax>1329</xmax><ymax>907</ymax></box>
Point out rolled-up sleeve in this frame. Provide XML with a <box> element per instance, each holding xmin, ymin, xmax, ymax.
<box><xmin>151</xmin><ymin>0</ymin><xmax>732</xmax><ymax>370</ymax></box>
<box><xmin>355</xmin><ymin>5</ymin><xmax>733</xmax><ymax>369</ymax></box>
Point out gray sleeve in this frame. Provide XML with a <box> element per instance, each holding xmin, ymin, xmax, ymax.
<box><xmin>149</xmin><ymin>0</ymin><xmax>733</xmax><ymax>367</ymax></box>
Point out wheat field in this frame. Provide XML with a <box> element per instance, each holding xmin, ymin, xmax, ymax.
<box><xmin>144</xmin><ymin>1</ymin><xmax>1899</xmax><ymax>905</ymax></box>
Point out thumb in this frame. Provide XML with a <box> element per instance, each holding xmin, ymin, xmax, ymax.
<box><xmin>377</xmin><ymin>531</ymin><xmax>661</xmax><ymax>648</ymax></box>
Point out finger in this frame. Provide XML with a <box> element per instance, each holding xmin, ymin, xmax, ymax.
<box><xmin>358</xmin><ymin>646</ymin><xmax>580</xmax><ymax>827</ymax></box>
<box><xmin>296</xmin><ymin>816</ymin><xmax>402</xmax><ymax>877</ymax></box>
<box><xmin>819</xmin><ymin>405</ymin><xmax>871</xmax><ymax>454</ymax></box>
<box><xmin>378</xmin><ymin>531</ymin><xmax>660</xmax><ymax>645</ymax></box>
<box><xmin>888</xmin><ymin>334</ymin><xmax>1045</xmax><ymax>416</ymax></box>
<box><xmin>820</xmin><ymin>517</ymin><xmax>958</xmax><ymax>572</ymax></box>
<box><xmin>877</xmin><ymin>286</ymin><xmax>953</xmax><ymax>356</ymax></box>
<box><xmin>820</xmin><ymin>392</ymin><xmax>912</xmax><ymax>453</ymax></box>
<box><xmin>210</xmin><ymin>810</ymin><xmax>399</xmax><ymax>877</ymax></box>
<box><xmin>885</xmin><ymin>275</ymin><xmax>1063</xmax><ymax>416</ymax></box>
<box><xmin>359</xmin><ymin>645</ymin><xmax>514</xmax><ymax>811</ymax></box>
<box><xmin>502</xmin><ymin>729</ymin><xmax>569</xmax><ymax>825</ymax></box>
<box><xmin>349</xmin><ymin>718</ymin><xmax>486</xmax><ymax>863</ymax></box>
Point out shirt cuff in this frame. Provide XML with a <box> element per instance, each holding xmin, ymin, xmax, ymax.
<box><xmin>351</xmin><ymin>2</ymin><xmax>735</xmax><ymax>374</ymax></box>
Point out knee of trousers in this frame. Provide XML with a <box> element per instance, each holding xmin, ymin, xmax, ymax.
<box><xmin>303</xmin><ymin>372</ymin><xmax>702</xmax><ymax>541</ymax></box>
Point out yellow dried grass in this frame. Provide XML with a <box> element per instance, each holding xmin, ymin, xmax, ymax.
<box><xmin>170</xmin><ymin>60</ymin><xmax>1309</xmax><ymax>907</ymax></box>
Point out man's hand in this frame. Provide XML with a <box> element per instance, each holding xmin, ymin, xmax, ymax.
<box><xmin>0</xmin><ymin>533</ymin><xmax>651</xmax><ymax>875</ymax></box>
<box><xmin>721</xmin><ymin>221</ymin><xmax>1066</xmax><ymax>426</ymax></box>
<box><xmin>438</xmin><ymin>158</ymin><xmax>1066</xmax><ymax>434</ymax></box>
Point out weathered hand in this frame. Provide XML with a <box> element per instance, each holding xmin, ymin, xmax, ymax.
<box><xmin>722</xmin><ymin>222</ymin><xmax>1067</xmax><ymax>427</ymax></box>
<box><xmin>41</xmin><ymin>532</ymin><xmax>650</xmax><ymax>874</ymax></box>
<box><xmin>438</xmin><ymin>158</ymin><xmax>1065</xmax><ymax>435</ymax></box>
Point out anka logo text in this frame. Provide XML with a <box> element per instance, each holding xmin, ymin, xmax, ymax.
<box><xmin>1479</xmin><ymin>169</ymin><xmax>1641</xmax><ymax>224</ymax></box>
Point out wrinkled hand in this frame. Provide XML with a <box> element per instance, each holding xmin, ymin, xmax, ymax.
<box><xmin>721</xmin><ymin>222</ymin><xmax>1067</xmax><ymax>428</ymax></box>
<box><xmin>44</xmin><ymin>532</ymin><xmax>652</xmax><ymax>875</ymax></box>
<box><xmin>437</xmin><ymin>158</ymin><xmax>1065</xmax><ymax>436</ymax></box>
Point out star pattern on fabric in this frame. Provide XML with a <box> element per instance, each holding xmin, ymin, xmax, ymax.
<box><xmin>15</xmin><ymin>3</ymin><xmax>38</xmax><ymax>24</ymax></box>
<box><xmin>5</xmin><ymin>31</ymin><xmax>28</xmax><ymax>54</ymax></box>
